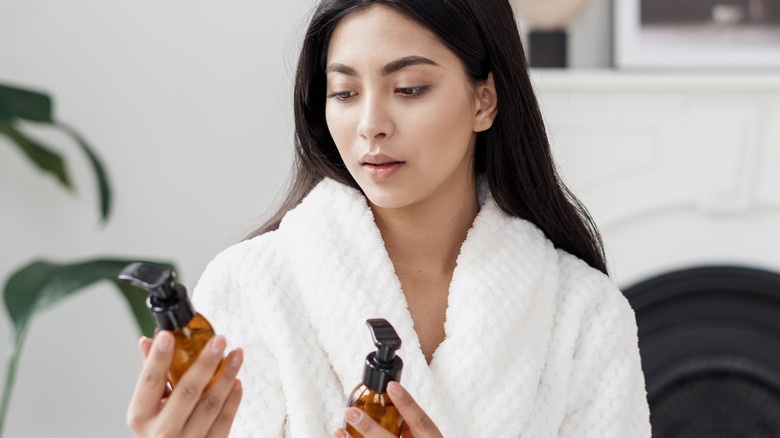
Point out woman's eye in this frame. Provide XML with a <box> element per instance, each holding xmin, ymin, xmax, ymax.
<box><xmin>327</xmin><ymin>91</ymin><xmax>357</xmax><ymax>101</ymax></box>
<box><xmin>395</xmin><ymin>86</ymin><xmax>428</xmax><ymax>98</ymax></box>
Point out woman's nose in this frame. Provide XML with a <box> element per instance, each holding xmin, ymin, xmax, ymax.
<box><xmin>357</xmin><ymin>96</ymin><xmax>394</xmax><ymax>140</ymax></box>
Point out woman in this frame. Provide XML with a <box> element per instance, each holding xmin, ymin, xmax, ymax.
<box><xmin>127</xmin><ymin>0</ymin><xmax>651</xmax><ymax>437</ymax></box>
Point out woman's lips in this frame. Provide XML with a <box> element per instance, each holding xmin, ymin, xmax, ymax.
<box><xmin>362</xmin><ymin>161</ymin><xmax>404</xmax><ymax>182</ymax></box>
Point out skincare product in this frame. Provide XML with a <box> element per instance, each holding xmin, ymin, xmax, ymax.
<box><xmin>119</xmin><ymin>262</ymin><xmax>224</xmax><ymax>388</ymax></box>
<box><xmin>346</xmin><ymin>318</ymin><xmax>404</xmax><ymax>437</ymax></box>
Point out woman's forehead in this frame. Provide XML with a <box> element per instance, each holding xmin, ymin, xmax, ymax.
<box><xmin>326</xmin><ymin>5</ymin><xmax>450</xmax><ymax>67</ymax></box>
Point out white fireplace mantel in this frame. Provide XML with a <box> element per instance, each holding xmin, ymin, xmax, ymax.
<box><xmin>531</xmin><ymin>70</ymin><xmax>780</xmax><ymax>287</ymax></box>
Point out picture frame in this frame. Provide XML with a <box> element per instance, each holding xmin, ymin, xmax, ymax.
<box><xmin>613</xmin><ymin>0</ymin><xmax>780</xmax><ymax>69</ymax></box>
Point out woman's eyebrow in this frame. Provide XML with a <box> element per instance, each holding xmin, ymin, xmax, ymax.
<box><xmin>325</xmin><ymin>64</ymin><xmax>358</xmax><ymax>76</ymax></box>
<box><xmin>325</xmin><ymin>56</ymin><xmax>439</xmax><ymax>77</ymax></box>
<box><xmin>380</xmin><ymin>56</ymin><xmax>438</xmax><ymax>75</ymax></box>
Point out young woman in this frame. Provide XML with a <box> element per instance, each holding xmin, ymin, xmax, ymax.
<box><xmin>127</xmin><ymin>0</ymin><xmax>651</xmax><ymax>437</ymax></box>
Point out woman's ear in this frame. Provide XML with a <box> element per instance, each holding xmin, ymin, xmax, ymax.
<box><xmin>473</xmin><ymin>72</ymin><xmax>498</xmax><ymax>133</ymax></box>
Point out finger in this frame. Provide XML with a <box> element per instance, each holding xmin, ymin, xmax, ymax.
<box><xmin>126</xmin><ymin>331</ymin><xmax>174</xmax><ymax>431</ymax></box>
<box><xmin>333</xmin><ymin>428</ymin><xmax>351</xmax><ymax>438</ymax></box>
<box><xmin>138</xmin><ymin>336</ymin><xmax>153</xmax><ymax>362</ymax></box>
<box><xmin>387</xmin><ymin>382</ymin><xmax>442</xmax><ymax>437</ymax></box>
<box><xmin>344</xmin><ymin>408</ymin><xmax>395</xmax><ymax>438</ymax></box>
<box><xmin>206</xmin><ymin>378</ymin><xmax>244</xmax><ymax>438</ymax></box>
<box><xmin>159</xmin><ymin>335</ymin><xmax>227</xmax><ymax>430</ymax></box>
<box><xmin>184</xmin><ymin>348</ymin><xmax>243</xmax><ymax>436</ymax></box>
<box><xmin>139</xmin><ymin>336</ymin><xmax>172</xmax><ymax>399</ymax></box>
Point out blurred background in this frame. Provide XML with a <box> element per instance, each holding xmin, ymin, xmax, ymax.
<box><xmin>1</xmin><ymin>0</ymin><xmax>779</xmax><ymax>436</ymax></box>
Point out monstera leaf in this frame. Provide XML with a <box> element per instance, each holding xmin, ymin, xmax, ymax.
<box><xmin>0</xmin><ymin>258</ymin><xmax>176</xmax><ymax>434</ymax></box>
<box><xmin>0</xmin><ymin>83</ymin><xmax>111</xmax><ymax>222</ymax></box>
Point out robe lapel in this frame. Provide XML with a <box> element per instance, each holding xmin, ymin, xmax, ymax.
<box><xmin>429</xmin><ymin>194</ymin><xmax>560</xmax><ymax>437</ymax></box>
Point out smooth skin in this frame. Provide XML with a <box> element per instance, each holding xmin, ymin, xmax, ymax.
<box><xmin>326</xmin><ymin>5</ymin><xmax>497</xmax><ymax>437</ymax></box>
<box><xmin>127</xmin><ymin>331</ymin><xmax>243</xmax><ymax>438</ymax></box>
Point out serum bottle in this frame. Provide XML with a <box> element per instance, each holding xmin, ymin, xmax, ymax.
<box><xmin>346</xmin><ymin>319</ymin><xmax>404</xmax><ymax>437</ymax></box>
<box><xmin>119</xmin><ymin>262</ymin><xmax>224</xmax><ymax>388</ymax></box>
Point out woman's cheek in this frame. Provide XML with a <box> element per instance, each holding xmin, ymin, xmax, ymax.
<box><xmin>326</xmin><ymin>111</ymin><xmax>354</xmax><ymax>154</ymax></box>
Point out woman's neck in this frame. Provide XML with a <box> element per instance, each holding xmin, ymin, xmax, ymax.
<box><xmin>370</xmin><ymin>180</ymin><xmax>480</xmax><ymax>281</ymax></box>
<box><xmin>369</xmin><ymin>177</ymin><xmax>479</xmax><ymax>364</ymax></box>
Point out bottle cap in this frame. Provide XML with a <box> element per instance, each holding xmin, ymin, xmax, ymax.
<box><xmin>362</xmin><ymin>318</ymin><xmax>403</xmax><ymax>393</ymax></box>
<box><xmin>118</xmin><ymin>262</ymin><xmax>195</xmax><ymax>331</ymax></box>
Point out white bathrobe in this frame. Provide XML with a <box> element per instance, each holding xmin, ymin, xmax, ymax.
<box><xmin>192</xmin><ymin>178</ymin><xmax>651</xmax><ymax>437</ymax></box>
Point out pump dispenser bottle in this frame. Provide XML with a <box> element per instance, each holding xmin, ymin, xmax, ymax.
<box><xmin>346</xmin><ymin>319</ymin><xmax>404</xmax><ymax>437</ymax></box>
<box><xmin>119</xmin><ymin>262</ymin><xmax>224</xmax><ymax>388</ymax></box>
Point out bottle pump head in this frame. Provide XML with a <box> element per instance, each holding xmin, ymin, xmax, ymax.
<box><xmin>362</xmin><ymin>319</ymin><xmax>403</xmax><ymax>393</ymax></box>
<box><xmin>118</xmin><ymin>262</ymin><xmax>195</xmax><ymax>331</ymax></box>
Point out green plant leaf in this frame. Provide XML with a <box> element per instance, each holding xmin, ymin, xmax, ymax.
<box><xmin>0</xmin><ymin>258</ymin><xmax>176</xmax><ymax>435</ymax></box>
<box><xmin>0</xmin><ymin>83</ymin><xmax>112</xmax><ymax>222</ymax></box>
<box><xmin>115</xmin><ymin>281</ymin><xmax>155</xmax><ymax>338</ymax></box>
<box><xmin>0</xmin><ymin>122</ymin><xmax>72</xmax><ymax>189</ymax></box>
<box><xmin>0</xmin><ymin>83</ymin><xmax>53</xmax><ymax>123</ymax></box>
<box><xmin>3</xmin><ymin>258</ymin><xmax>174</xmax><ymax>335</ymax></box>
<box><xmin>55</xmin><ymin>122</ymin><xmax>112</xmax><ymax>222</ymax></box>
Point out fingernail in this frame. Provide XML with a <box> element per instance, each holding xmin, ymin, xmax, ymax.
<box><xmin>387</xmin><ymin>381</ymin><xmax>402</xmax><ymax>396</ymax></box>
<box><xmin>211</xmin><ymin>335</ymin><xmax>226</xmax><ymax>353</ymax></box>
<box><xmin>229</xmin><ymin>348</ymin><xmax>244</xmax><ymax>367</ymax></box>
<box><xmin>233</xmin><ymin>380</ymin><xmax>242</xmax><ymax>393</ymax></box>
<box><xmin>336</xmin><ymin>430</ymin><xmax>349</xmax><ymax>438</ymax></box>
<box><xmin>345</xmin><ymin>408</ymin><xmax>362</xmax><ymax>424</ymax></box>
<box><xmin>157</xmin><ymin>332</ymin><xmax>172</xmax><ymax>351</ymax></box>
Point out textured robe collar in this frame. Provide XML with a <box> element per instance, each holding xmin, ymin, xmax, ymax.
<box><xmin>277</xmin><ymin>178</ymin><xmax>560</xmax><ymax>437</ymax></box>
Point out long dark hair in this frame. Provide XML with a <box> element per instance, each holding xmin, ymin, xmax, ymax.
<box><xmin>247</xmin><ymin>0</ymin><xmax>608</xmax><ymax>274</ymax></box>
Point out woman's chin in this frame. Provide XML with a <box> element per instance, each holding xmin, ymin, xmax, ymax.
<box><xmin>360</xmin><ymin>186</ymin><xmax>419</xmax><ymax>212</ymax></box>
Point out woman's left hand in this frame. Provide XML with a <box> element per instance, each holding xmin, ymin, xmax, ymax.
<box><xmin>333</xmin><ymin>381</ymin><xmax>443</xmax><ymax>438</ymax></box>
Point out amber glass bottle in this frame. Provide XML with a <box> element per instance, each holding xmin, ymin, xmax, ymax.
<box><xmin>165</xmin><ymin>312</ymin><xmax>224</xmax><ymax>388</ymax></box>
<box><xmin>346</xmin><ymin>384</ymin><xmax>403</xmax><ymax>437</ymax></box>
<box><xmin>119</xmin><ymin>262</ymin><xmax>224</xmax><ymax>389</ymax></box>
<box><xmin>345</xmin><ymin>319</ymin><xmax>404</xmax><ymax>438</ymax></box>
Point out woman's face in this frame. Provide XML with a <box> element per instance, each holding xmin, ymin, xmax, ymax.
<box><xmin>325</xmin><ymin>5</ymin><xmax>492</xmax><ymax>212</ymax></box>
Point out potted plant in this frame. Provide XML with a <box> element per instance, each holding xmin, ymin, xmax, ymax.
<box><xmin>0</xmin><ymin>82</ymin><xmax>172</xmax><ymax>436</ymax></box>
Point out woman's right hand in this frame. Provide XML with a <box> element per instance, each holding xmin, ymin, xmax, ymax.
<box><xmin>127</xmin><ymin>331</ymin><xmax>244</xmax><ymax>437</ymax></box>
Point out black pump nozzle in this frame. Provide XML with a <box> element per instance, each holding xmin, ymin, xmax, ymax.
<box><xmin>362</xmin><ymin>318</ymin><xmax>403</xmax><ymax>393</ymax></box>
<box><xmin>367</xmin><ymin>319</ymin><xmax>402</xmax><ymax>363</ymax></box>
<box><xmin>118</xmin><ymin>262</ymin><xmax>177</xmax><ymax>303</ymax></box>
<box><xmin>118</xmin><ymin>262</ymin><xmax>195</xmax><ymax>331</ymax></box>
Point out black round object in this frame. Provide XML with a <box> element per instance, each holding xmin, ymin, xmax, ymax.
<box><xmin>147</xmin><ymin>283</ymin><xmax>196</xmax><ymax>331</ymax></box>
<box><xmin>362</xmin><ymin>351</ymin><xmax>403</xmax><ymax>393</ymax></box>
<box><xmin>623</xmin><ymin>266</ymin><xmax>780</xmax><ymax>437</ymax></box>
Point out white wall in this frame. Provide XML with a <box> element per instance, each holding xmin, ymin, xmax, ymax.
<box><xmin>1</xmin><ymin>1</ymin><xmax>311</xmax><ymax>436</ymax></box>
<box><xmin>0</xmin><ymin>1</ymin><xmax>610</xmax><ymax>436</ymax></box>
<box><xmin>569</xmin><ymin>0</ymin><xmax>612</xmax><ymax>68</ymax></box>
